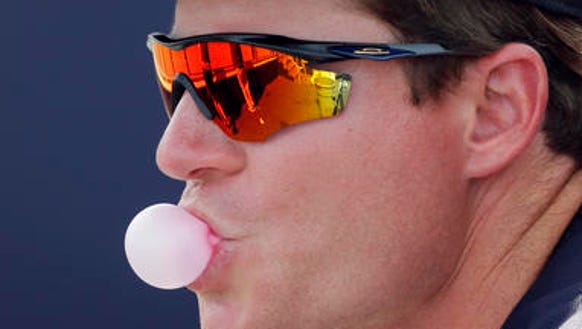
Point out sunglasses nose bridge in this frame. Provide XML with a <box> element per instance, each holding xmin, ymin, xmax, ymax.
<box><xmin>172</xmin><ymin>73</ymin><xmax>215</xmax><ymax>120</ymax></box>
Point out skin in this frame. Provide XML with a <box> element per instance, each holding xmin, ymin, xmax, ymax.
<box><xmin>155</xmin><ymin>1</ymin><xmax>582</xmax><ymax>328</ymax></box>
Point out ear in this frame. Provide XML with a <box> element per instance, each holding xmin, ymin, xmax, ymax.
<box><xmin>464</xmin><ymin>43</ymin><xmax>548</xmax><ymax>178</ymax></box>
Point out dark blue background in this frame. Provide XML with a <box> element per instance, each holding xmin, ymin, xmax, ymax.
<box><xmin>1</xmin><ymin>1</ymin><xmax>202</xmax><ymax>328</ymax></box>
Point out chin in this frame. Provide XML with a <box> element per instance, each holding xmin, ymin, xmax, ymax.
<box><xmin>198</xmin><ymin>297</ymin><xmax>240</xmax><ymax>329</ymax></box>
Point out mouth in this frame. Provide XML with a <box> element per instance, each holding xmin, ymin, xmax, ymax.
<box><xmin>178</xmin><ymin>205</ymin><xmax>240</xmax><ymax>292</ymax></box>
<box><xmin>178</xmin><ymin>181</ymin><xmax>236</xmax><ymax>241</ymax></box>
<box><xmin>186</xmin><ymin>236</ymin><xmax>239</xmax><ymax>292</ymax></box>
<box><xmin>179</xmin><ymin>204</ymin><xmax>230</xmax><ymax>242</ymax></box>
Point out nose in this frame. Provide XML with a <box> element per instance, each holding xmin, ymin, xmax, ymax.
<box><xmin>156</xmin><ymin>89</ymin><xmax>246</xmax><ymax>181</ymax></box>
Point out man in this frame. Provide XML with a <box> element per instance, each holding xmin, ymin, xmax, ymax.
<box><xmin>148</xmin><ymin>0</ymin><xmax>582</xmax><ymax>328</ymax></box>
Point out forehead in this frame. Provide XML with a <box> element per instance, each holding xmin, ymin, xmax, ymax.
<box><xmin>172</xmin><ymin>0</ymin><xmax>394</xmax><ymax>42</ymax></box>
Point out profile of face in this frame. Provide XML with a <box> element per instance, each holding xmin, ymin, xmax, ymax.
<box><xmin>156</xmin><ymin>1</ymin><xmax>474</xmax><ymax>328</ymax></box>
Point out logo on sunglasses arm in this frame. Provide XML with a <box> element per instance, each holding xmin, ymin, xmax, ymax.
<box><xmin>353</xmin><ymin>47</ymin><xmax>392</xmax><ymax>56</ymax></box>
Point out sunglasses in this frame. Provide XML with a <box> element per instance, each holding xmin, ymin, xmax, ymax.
<box><xmin>148</xmin><ymin>32</ymin><xmax>457</xmax><ymax>141</ymax></box>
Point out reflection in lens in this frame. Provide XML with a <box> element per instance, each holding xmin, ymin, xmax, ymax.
<box><xmin>151</xmin><ymin>41</ymin><xmax>351</xmax><ymax>141</ymax></box>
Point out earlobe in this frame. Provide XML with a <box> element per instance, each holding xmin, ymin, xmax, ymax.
<box><xmin>464</xmin><ymin>43</ymin><xmax>549</xmax><ymax>178</ymax></box>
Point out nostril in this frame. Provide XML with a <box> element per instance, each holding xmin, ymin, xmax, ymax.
<box><xmin>173</xmin><ymin>73</ymin><xmax>215</xmax><ymax>120</ymax></box>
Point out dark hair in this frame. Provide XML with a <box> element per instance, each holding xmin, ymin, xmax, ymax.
<box><xmin>360</xmin><ymin>0</ymin><xmax>582</xmax><ymax>167</ymax></box>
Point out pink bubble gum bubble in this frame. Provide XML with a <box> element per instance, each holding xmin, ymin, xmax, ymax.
<box><xmin>124</xmin><ymin>203</ymin><xmax>216</xmax><ymax>290</ymax></box>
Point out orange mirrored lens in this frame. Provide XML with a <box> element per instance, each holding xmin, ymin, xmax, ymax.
<box><xmin>151</xmin><ymin>41</ymin><xmax>351</xmax><ymax>141</ymax></box>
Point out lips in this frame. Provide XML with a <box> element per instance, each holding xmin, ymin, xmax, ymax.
<box><xmin>186</xmin><ymin>235</ymin><xmax>240</xmax><ymax>292</ymax></box>
<box><xmin>178</xmin><ymin>205</ymin><xmax>240</xmax><ymax>292</ymax></box>
<box><xmin>179</xmin><ymin>204</ymin><xmax>226</xmax><ymax>241</ymax></box>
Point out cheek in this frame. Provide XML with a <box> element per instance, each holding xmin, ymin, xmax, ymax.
<box><xmin>234</xmin><ymin>63</ymin><xmax>469</xmax><ymax>324</ymax></box>
<box><xmin>243</xmin><ymin>132</ymin><xmax>465</xmax><ymax>324</ymax></box>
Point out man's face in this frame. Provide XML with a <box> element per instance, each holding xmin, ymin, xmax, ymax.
<box><xmin>157</xmin><ymin>1</ymin><xmax>471</xmax><ymax>328</ymax></box>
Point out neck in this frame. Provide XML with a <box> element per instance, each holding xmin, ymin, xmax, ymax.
<box><xmin>405</xmin><ymin>145</ymin><xmax>582</xmax><ymax>329</ymax></box>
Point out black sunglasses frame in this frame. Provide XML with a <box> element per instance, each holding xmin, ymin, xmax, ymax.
<box><xmin>147</xmin><ymin>32</ymin><xmax>469</xmax><ymax>64</ymax></box>
<box><xmin>147</xmin><ymin>32</ymin><xmax>479</xmax><ymax>141</ymax></box>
